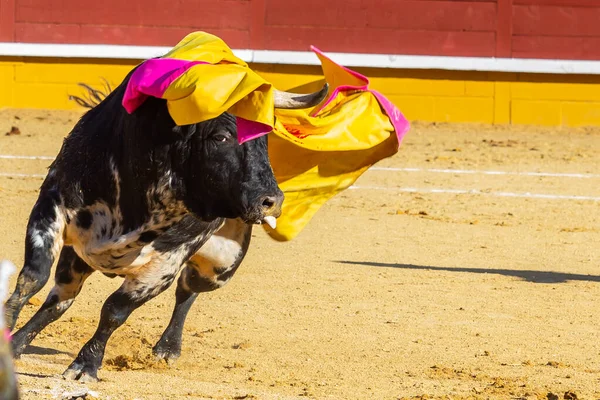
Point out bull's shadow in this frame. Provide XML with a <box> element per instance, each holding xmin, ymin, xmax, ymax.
<box><xmin>338</xmin><ymin>261</ymin><xmax>600</xmax><ymax>284</ymax></box>
<box><xmin>21</xmin><ymin>345</ymin><xmax>75</xmax><ymax>357</ymax></box>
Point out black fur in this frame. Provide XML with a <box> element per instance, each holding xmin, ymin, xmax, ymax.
<box><xmin>75</xmin><ymin>210</ymin><xmax>93</xmax><ymax>229</ymax></box>
<box><xmin>48</xmin><ymin>74</ymin><xmax>282</xmax><ymax>228</ymax></box>
<box><xmin>5</xmin><ymin>66</ymin><xmax>284</xmax><ymax>381</ymax></box>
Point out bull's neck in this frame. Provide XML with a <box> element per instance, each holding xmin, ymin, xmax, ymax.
<box><xmin>112</xmin><ymin>140</ymin><xmax>189</xmax><ymax>231</ymax></box>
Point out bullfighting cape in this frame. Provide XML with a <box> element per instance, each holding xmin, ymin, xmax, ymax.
<box><xmin>122</xmin><ymin>31</ymin><xmax>410</xmax><ymax>241</ymax></box>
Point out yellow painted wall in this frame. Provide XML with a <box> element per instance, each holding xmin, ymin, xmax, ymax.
<box><xmin>2</xmin><ymin>56</ymin><xmax>600</xmax><ymax>127</ymax></box>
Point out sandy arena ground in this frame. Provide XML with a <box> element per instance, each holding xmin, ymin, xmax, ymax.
<box><xmin>0</xmin><ymin>108</ymin><xmax>599</xmax><ymax>400</ymax></box>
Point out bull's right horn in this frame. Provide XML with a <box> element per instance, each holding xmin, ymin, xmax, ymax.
<box><xmin>273</xmin><ymin>83</ymin><xmax>329</xmax><ymax>109</ymax></box>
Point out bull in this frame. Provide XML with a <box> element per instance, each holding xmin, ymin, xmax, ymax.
<box><xmin>4</xmin><ymin>68</ymin><xmax>327</xmax><ymax>382</ymax></box>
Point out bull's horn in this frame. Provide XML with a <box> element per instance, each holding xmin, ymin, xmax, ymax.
<box><xmin>273</xmin><ymin>83</ymin><xmax>329</xmax><ymax>109</ymax></box>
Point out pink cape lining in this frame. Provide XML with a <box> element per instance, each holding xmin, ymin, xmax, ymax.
<box><xmin>122</xmin><ymin>58</ymin><xmax>208</xmax><ymax>113</ymax></box>
<box><xmin>310</xmin><ymin>46</ymin><xmax>410</xmax><ymax>147</ymax></box>
<box><xmin>121</xmin><ymin>48</ymin><xmax>409</xmax><ymax>145</ymax></box>
<box><xmin>122</xmin><ymin>58</ymin><xmax>273</xmax><ymax>144</ymax></box>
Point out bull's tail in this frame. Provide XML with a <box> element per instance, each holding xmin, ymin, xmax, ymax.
<box><xmin>68</xmin><ymin>78</ymin><xmax>112</xmax><ymax>109</ymax></box>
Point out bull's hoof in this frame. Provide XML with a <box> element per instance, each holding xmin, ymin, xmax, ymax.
<box><xmin>10</xmin><ymin>345</ymin><xmax>24</xmax><ymax>359</ymax></box>
<box><xmin>5</xmin><ymin>299</ymin><xmax>21</xmax><ymax>332</ymax></box>
<box><xmin>63</xmin><ymin>364</ymin><xmax>99</xmax><ymax>382</ymax></box>
<box><xmin>153</xmin><ymin>350</ymin><xmax>179</xmax><ymax>365</ymax></box>
<box><xmin>152</xmin><ymin>340</ymin><xmax>180</xmax><ymax>365</ymax></box>
<box><xmin>76</xmin><ymin>372</ymin><xmax>99</xmax><ymax>383</ymax></box>
<box><xmin>10</xmin><ymin>331</ymin><xmax>28</xmax><ymax>359</ymax></box>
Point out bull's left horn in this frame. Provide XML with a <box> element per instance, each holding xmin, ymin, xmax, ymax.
<box><xmin>273</xmin><ymin>83</ymin><xmax>329</xmax><ymax>109</ymax></box>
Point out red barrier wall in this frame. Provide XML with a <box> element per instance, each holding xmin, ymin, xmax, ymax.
<box><xmin>1</xmin><ymin>0</ymin><xmax>600</xmax><ymax>60</ymax></box>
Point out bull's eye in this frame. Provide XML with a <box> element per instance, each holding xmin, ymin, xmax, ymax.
<box><xmin>213</xmin><ymin>132</ymin><xmax>231</xmax><ymax>143</ymax></box>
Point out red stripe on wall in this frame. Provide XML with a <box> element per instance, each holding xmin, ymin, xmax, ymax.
<box><xmin>15</xmin><ymin>23</ymin><xmax>250</xmax><ymax>47</ymax></box>
<box><xmin>5</xmin><ymin>0</ymin><xmax>600</xmax><ymax>62</ymax></box>
<box><xmin>14</xmin><ymin>22</ymin><xmax>80</xmax><ymax>44</ymax></box>
<box><xmin>79</xmin><ymin>26</ymin><xmax>250</xmax><ymax>48</ymax></box>
<box><xmin>265</xmin><ymin>0</ymin><xmax>496</xmax><ymax>32</ymax></box>
<box><xmin>512</xmin><ymin>35</ymin><xmax>600</xmax><ymax>59</ymax></box>
<box><xmin>0</xmin><ymin>0</ymin><xmax>15</xmax><ymax>41</ymax></box>
<box><xmin>263</xmin><ymin>27</ymin><xmax>496</xmax><ymax>56</ymax></box>
<box><xmin>364</xmin><ymin>0</ymin><xmax>496</xmax><ymax>32</ymax></box>
<box><xmin>496</xmin><ymin>0</ymin><xmax>513</xmax><ymax>57</ymax></box>
<box><xmin>249</xmin><ymin>0</ymin><xmax>266</xmax><ymax>49</ymax></box>
<box><xmin>513</xmin><ymin>4</ymin><xmax>600</xmax><ymax>36</ymax></box>
<box><xmin>16</xmin><ymin>0</ymin><xmax>251</xmax><ymax>29</ymax></box>
<box><xmin>514</xmin><ymin>0</ymin><xmax>600</xmax><ymax>6</ymax></box>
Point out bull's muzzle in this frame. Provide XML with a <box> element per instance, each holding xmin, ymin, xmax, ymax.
<box><xmin>259</xmin><ymin>191</ymin><xmax>284</xmax><ymax>218</ymax></box>
<box><xmin>252</xmin><ymin>190</ymin><xmax>284</xmax><ymax>229</ymax></box>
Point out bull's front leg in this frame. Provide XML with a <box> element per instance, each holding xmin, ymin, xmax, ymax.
<box><xmin>152</xmin><ymin>271</ymin><xmax>198</xmax><ymax>363</ymax></box>
<box><xmin>5</xmin><ymin>190</ymin><xmax>65</xmax><ymax>331</ymax></box>
<box><xmin>63</xmin><ymin>266</ymin><xmax>179</xmax><ymax>382</ymax></box>
<box><xmin>153</xmin><ymin>220</ymin><xmax>252</xmax><ymax>363</ymax></box>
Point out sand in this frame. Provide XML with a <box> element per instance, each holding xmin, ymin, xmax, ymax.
<box><xmin>0</xmin><ymin>108</ymin><xmax>599</xmax><ymax>399</ymax></box>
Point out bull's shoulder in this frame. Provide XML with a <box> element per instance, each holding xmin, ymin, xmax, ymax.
<box><xmin>152</xmin><ymin>215</ymin><xmax>225</xmax><ymax>253</ymax></box>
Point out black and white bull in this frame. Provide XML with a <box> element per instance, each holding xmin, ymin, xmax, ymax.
<box><xmin>4</xmin><ymin>69</ymin><xmax>327</xmax><ymax>382</ymax></box>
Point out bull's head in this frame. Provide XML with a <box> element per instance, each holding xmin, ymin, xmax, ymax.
<box><xmin>181</xmin><ymin>85</ymin><xmax>328</xmax><ymax>225</ymax></box>
<box><xmin>70</xmin><ymin>78</ymin><xmax>328</xmax><ymax>227</ymax></box>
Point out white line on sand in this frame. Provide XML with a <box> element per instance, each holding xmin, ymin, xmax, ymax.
<box><xmin>0</xmin><ymin>173</ymin><xmax>45</xmax><ymax>178</ymax></box>
<box><xmin>0</xmin><ymin>155</ymin><xmax>55</xmax><ymax>160</ymax></box>
<box><xmin>349</xmin><ymin>185</ymin><xmax>600</xmax><ymax>201</ymax></box>
<box><xmin>2</xmin><ymin>154</ymin><xmax>597</xmax><ymax>179</ymax></box>
<box><xmin>1</xmin><ymin>172</ymin><xmax>597</xmax><ymax>201</ymax></box>
<box><xmin>371</xmin><ymin>167</ymin><xmax>600</xmax><ymax>179</ymax></box>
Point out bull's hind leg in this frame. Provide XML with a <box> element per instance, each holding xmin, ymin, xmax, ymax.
<box><xmin>153</xmin><ymin>220</ymin><xmax>252</xmax><ymax>363</ymax></box>
<box><xmin>5</xmin><ymin>191</ymin><xmax>65</xmax><ymax>331</ymax></box>
<box><xmin>63</xmin><ymin>268</ymin><xmax>179</xmax><ymax>382</ymax></box>
<box><xmin>11</xmin><ymin>247</ymin><xmax>94</xmax><ymax>357</ymax></box>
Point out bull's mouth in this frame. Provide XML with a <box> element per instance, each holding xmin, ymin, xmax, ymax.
<box><xmin>242</xmin><ymin>193</ymin><xmax>283</xmax><ymax>229</ymax></box>
<box><xmin>253</xmin><ymin>215</ymin><xmax>277</xmax><ymax>229</ymax></box>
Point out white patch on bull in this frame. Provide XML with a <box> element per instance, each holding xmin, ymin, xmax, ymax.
<box><xmin>110</xmin><ymin>157</ymin><xmax>125</xmax><ymax>226</ymax></box>
<box><xmin>122</xmin><ymin>242</ymin><xmax>195</xmax><ymax>300</ymax></box>
<box><xmin>29</xmin><ymin>203</ymin><xmax>66</xmax><ymax>260</ymax></box>
<box><xmin>110</xmin><ymin>158</ymin><xmax>121</xmax><ymax>205</ymax></box>
<box><xmin>62</xmin><ymin>169</ymin><xmax>188</xmax><ymax>275</ymax></box>
<box><xmin>29</xmin><ymin>232</ymin><xmax>46</xmax><ymax>248</ymax></box>
<box><xmin>188</xmin><ymin>218</ymin><xmax>247</xmax><ymax>287</ymax></box>
<box><xmin>65</xmin><ymin>203</ymin><xmax>158</xmax><ymax>274</ymax></box>
<box><xmin>144</xmin><ymin>170</ymin><xmax>187</xmax><ymax>225</ymax></box>
<box><xmin>59</xmin><ymin>161</ymin><xmax>215</xmax><ymax>288</ymax></box>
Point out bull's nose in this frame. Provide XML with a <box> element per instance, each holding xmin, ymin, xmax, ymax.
<box><xmin>260</xmin><ymin>192</ymin><xmax>284</xmax><ymax>216</ymax></box>
<box><xmin>261</xmin><ymin>196</ymin><xmax>277</xmax><ymax>209</ymax></box>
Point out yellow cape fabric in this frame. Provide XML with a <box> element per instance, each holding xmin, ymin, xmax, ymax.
<box><xmin>153</xmin><ymin>31</ymin><xmax>404</xmax><ymax>241</ymax></box>
<box><xmin>161</xmin><ymin>32</ymin><xmax>275</xmax><ymax>129</ymax></box>
<box><xmin>267</xmin><ymin>90</ymin><xmax>398</xmax><ymax>242</ymax></box>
